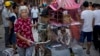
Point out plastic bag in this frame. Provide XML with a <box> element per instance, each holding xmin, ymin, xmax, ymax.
<box><xmin>2</xmin><ymin>48</ymin><xmax>14</xmax><ymax>56</ymax></box>
<box><xmin>71</xmin><ymin>39</ymin><xmax>86</xmax><ymax>56</ymax></box>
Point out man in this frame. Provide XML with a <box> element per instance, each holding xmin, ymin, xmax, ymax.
<box><xmin>80</xmin><ymin>1</ymin><xmax>94</xmax><ymax>54</ymax></box>
<box><xmin>31</xmin><ymin>5</ymin><xmax>39</xmax><ymax>29</ymax></box>
<box><xmin>2</xmin><ymin>1</ymin><xmax>11</xmax><ymax>47</ymax></box>
<box><xmin>93</xmin><ymin>4</ymin><xmax>100</xmax><ymax>53</ymax></box>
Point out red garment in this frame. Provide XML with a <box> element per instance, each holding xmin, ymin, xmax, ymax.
<box><xmin>14</xmin><ymin>18</ymin><xmax>34</xmax><ymax>48</ymax></box>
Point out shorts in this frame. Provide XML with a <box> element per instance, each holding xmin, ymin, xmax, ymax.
<box><xmin>32</xmin><ymin>18</ymin><xmax>38</xmax><ymax>24</ymax></box>
<box><xmin>80</xmin><ymin>31</ymin><xmax>92</xmax><ymax>43</ymax></box>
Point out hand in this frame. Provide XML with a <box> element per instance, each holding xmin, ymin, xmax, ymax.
<box><xmin>26</xmin><ymin>40</ymin><xmax>34</xmax><ymax>46</ymax></box>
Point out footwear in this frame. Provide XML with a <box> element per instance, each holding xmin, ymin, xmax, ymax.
<box><xmin>83</xmin><ymin>47</ymin><xmax>86</xmax><ymax>50</ymax></box>
<box><xmin>86</xmin><ymin>50</ymin><xmax>90</xmax><ymax>54</ymax></box>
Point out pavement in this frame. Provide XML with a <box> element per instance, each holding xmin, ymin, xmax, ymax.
<box><xmin>0</xmin><ymin>24</ymin><xmax>100</xmax><ymax>56</ymax></box>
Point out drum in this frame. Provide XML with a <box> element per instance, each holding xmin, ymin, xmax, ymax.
<box><xmin>70</xmin><ymin>22</ymin><xmax>81</xmax><ymax>41</ymax></box>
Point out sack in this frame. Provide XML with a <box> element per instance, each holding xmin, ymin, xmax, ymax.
<box><xmin>72</xmin><ymin>45</ymin><xmax>85</xmax><ymax>56</ymax></box>
<box><xmin>70</xmin><ymin>40</ymin><xmax>85</xmax><ymax>56</ymax></box>
<box><xmin>2</xmin><ymin>48</ymin><xmax>14</xmax><ymax>56</ymax></box>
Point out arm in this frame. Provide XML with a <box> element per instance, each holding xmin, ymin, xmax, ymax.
<box><xmin>16</xmin><ymin>33</ymin><xmax>28</xmax><ymax>42</ymax></box>
<box><xmin>80</xmin><ymin>12</ymin><xmax>84</xmax><ymax>29</ymax></box>
<box><xmin>14</xmin><ymin>20</ymin><xmax>33</xmax><ymax>46</ymax></box>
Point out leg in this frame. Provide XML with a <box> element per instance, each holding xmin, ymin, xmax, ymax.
<box><xmin>4</xmin><ymin>27</ymin><xmax>10</xmax><ymax>47</ymax></box>
<box><xmin>33</xmin><ymin>18</ymin><xmax>35</xmax><ymax>24</ymax></box>
<box><xmin>93</xmin><ymin>26</ymin><xmax>99</xmax><ymax>50</ymax></box>
<box><xmin>35</xmin><ymin>18</ymin><xmax>38</xmax><ymax>29</ymax></box>
<box><xmin>86</xmin><ymin>32</ymin><xmax>92</xmax><ymax>54</ymax></box>
<box><xmin>11</xmin><ymin>32</ymin><xmax>17</xmax><ymax>54</ymax></box>
<box><xmin>80</xmin><ymin>31</ymin><xmax>86</xmax><ymax>49</ymax></box>
<box><xmin>26</xmin><ymin>45</ymin><xmax>35</xmax><ymax>56</ymax></box>
<box><xmin>18</xmin><ymin>47</ymin><xmax>25</xmax><ymax>56</ymax></box>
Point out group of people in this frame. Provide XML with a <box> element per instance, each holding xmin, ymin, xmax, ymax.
<box><xmin>80</xmin><ymin>1</ymin><xmax>100</xmax><ymax>54</ymax></box>
<box><xmin>1</xmin><ymin>1</ymin><xmax>41</xmax><ymax>56</ymax></box>
<box><xmin>1</xmin><ymin>0</ymin><xmax>100</xmax><ymax>56</ymax></box>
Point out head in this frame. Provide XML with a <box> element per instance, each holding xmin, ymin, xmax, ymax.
<box><xmin>60</xmin><ymin>26</ymin><xmax>66</xmax><ymax>34</ymax></box>
<box><xmin>19</xmin><ymin>6</ymin><xmax>29</xmax><ymax>19</ymax></box>
<box><xmin>5</xmin><ymin>1</ymin><xmax>12</xmax><ymax>9</ymax></box>
<box><xmin>82</xmin><ymin>1</ymin><xmax>89</xmax><ymax>8</ymax></box>
<box><xmin>33</xmin><ymin>5</ymin><xmax>37</xmax><ymax>9</ymax></box>
<box><xmin>93</xmin><ymin>3</ymin><xmax>100</xmax><ymax>10</ymax></box>
<box><xmin>12</xmin><ymin>3</ymin><xmax>18</xmax><ymax>13</ymax></box>
<box><xmin>88</xmin><ymin>2</ymin><xmax>93</xmax><ymax>10</ymax></box>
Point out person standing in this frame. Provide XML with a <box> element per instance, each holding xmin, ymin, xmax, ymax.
<box><xmin>31</xmin><ymin>5</ymin><xmax>39</xmax><ymax>29</ymax></box>
<box><xmin>14</xmin><ymin>6</ymin><xmax>35</xmax><ymax>56</ymax></box>
<box><xmin>2</xmin><ymin>1</ymin><xmax>11</xmax><ymax>47</ymax></box>
<box><xmin>9</xmin><ymin>3</ymin><xmax>18</xmax><ymax>54</ymax></box>
<box><xmin>93</xmin><ymin>4</ymin><xmax>100</xmax><ymax>52</ymax></box>
<box><xmin>80</xmin><ymin>1</ymin><xmax>94</xmax><ymax>54</ymax></box>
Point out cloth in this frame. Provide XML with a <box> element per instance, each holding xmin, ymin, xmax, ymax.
<box><xmin>80</xmin><ymin>31</ymin><xmax>92</xmax><ymax>43</ymax></box>
<box><xmin>58</xmin><ymin>29</ymin><xmax>71</xmax><ymax>45</ymax></box>
<box><xmin>4</xmin><ymin>27</ymin><xmax>10</xmax><ymax>46</ymax></box>
<box><xmin>2</xmin><ymin>7</ymin><xmax>11</xmax><ymax>27</ymax></box>
<box><xmin>93</xmin><ymin>10</ymin><xmax>100</xmax><ymax>25</ymax></box>
<box><xmin>18</xmin><ymin>45</ymin><xmax>35</xmax><ymax>56</ymax></box>
<box><xmin>32</xmin><ymin>18</ymin><xmax>38</xmax><ymax>24</ymax></box>
<box><xmin>31</xmin><ymin>8</ymin><xmax>39</xmax><ymax>18</ymax></box>
<box><xmin>9</xmin><ymin>13</ymin><xmax>17</xmax><ymax>32</ymax></box>
<box><xmin>14</xmin><ymin>18</ymin><xmax>34</xmax><ymax>48</ymax></box>
<box><xmin>93</xmin><ymin>25</ymin><xmax>100</xmax><ymax>49</ymax></box>
<box><xmin>81</xmin><ymin>10</ymin><xmax>94</xmax><ymax>32</ymax></box>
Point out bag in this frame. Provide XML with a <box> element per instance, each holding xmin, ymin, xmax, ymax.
<box><xmin>70</xmin><ymin>39</ymin><xmax>85</xmax><ymax>56</ymax></box>
<box><xmin>2</xmin><ymin>48</ymin><xmax>14</xmax><ymax>56</ymax></box>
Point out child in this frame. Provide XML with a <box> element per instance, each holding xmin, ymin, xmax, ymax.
<box><xmin>9</xmin><ymin>3</ymin><xmax>18</xmax><ymax>54</ymax></box>
<box><xmin>58</xmin><ymin>26</ymin><xmax>71</xmax><ymax>46</ymax></box>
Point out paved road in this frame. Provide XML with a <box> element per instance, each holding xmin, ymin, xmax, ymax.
<box><xmin>0</xmin><ymin>24</ymin><xmax>100</xmax><ymax>56</ymax></box>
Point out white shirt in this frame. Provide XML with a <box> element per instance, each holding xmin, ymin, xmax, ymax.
<box><xmin>81</xmin><ymin>10</ymin><xmax>94</xmax><ymax>32</ymax></box>
<box><xmin>31</xmin><ymin>7</ymin><xmax>39</xmax><ymax>18</ymax></box>
<box><xmin>2</xmin><ymin>7</ymin><xmax>11</xmax><ymax>27</ymax></box>
<box><xmin>93</xmin><ymin>10</ymin><xmax>100</xmax><ymax>25</ymax></box>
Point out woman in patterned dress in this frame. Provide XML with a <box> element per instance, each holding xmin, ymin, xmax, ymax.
<box><xmin>14</xmin><ymin>6</ymin><xmax>35</xmax><ymax>56</ymax></box>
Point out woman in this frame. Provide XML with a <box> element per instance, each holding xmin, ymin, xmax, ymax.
<box><xmin>14</xmin><ymin>6</ymin><xmax>34</xmax><ymax>56</ymax></box>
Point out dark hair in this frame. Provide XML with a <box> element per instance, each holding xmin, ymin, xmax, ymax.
<box><xmin>92</xmin><ymin>3</ymin><xmax>100</xmax><ymax>8</ymax></box>
<box><xmin>83</xmin><ymin>1</ymin><xmax>89</xmax><ymax>7</ymax></box>
<box><xmin>24</xmin><ymin>2</ymin><xmax>27</xmax><ymax>5</ymax></box>
<box><xmin>89</xmin><ymin>2</ymin><xmax>92</xmax><ymax>5</ymax></box>
<box><xmin>12</xmin><ymin>3</ymin><xmax>18</xmax><ymax>10</ymax></box>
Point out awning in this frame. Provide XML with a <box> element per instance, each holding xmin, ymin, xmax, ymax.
<box><xmin>49</xmin><ymin>0</ymin><xmax>83</xmax><ymax>11</ymax></box>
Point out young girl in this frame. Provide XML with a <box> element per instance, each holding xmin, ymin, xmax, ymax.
<box><xmin>14</xmin><ymin>6</ymin><xmax>34</xmax><ymax>56</ymax></box>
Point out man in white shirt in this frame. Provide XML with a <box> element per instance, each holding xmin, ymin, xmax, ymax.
<box><xmin>31</xmin><ymin>5</ymin><xmax>39</xmax><ymax>24</ymax></box>
<box><xmin>80</xmin><ymin>1</ymin><xmax>94</xmax><ymax>54</ymax></box>
<box><xmin>93</xmin><ymin>4</ymin><xmax>100</xmax><ymax>52</ymax></box>
<box><xmin>2</xmin><ymin>1</ymin><xmax>11</xmax><ymax>47</ymax></box>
